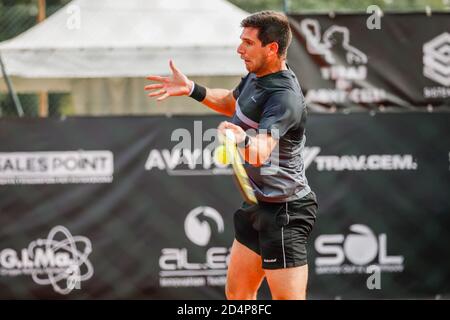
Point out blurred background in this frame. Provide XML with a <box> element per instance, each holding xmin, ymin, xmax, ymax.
<box><xmin>1</xmin><ymin>0</ymin><xmax>449</xmax><ymax>117</ymax></box>
<box><xmin>0</xmin><ymin>0</ymin><xmax>449</xmax><ymax>300</ymax></box>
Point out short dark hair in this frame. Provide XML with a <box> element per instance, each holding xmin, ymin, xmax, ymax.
<box><xmin>241</xmin><ymin>11</ymin><xmax>292</xmax><ymax>58</ymax></box>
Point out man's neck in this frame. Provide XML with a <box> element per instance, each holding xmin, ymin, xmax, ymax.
<box><xmin>256</xmin><ymin>59</ymin><xmax>287</xmax><ymax>77</ymax></box>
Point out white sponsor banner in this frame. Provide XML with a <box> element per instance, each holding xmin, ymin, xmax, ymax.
<box><xmin>0</xmin><ymin>151</ymin><xmax>113</xmax><ymax>184</ymax></box>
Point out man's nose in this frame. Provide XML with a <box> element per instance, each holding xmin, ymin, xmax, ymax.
<box><xmin>237</xmin><ymin>43</ymin><xmax>244</xmax><ymax>55</ymax></box>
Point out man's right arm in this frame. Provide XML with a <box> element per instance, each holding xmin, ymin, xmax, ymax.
<box><xmin>145</xmin><ymin>60</ymin><xmax>236</xmax><ymax>117</ymax></box>
<box><xmin>188</xmin><ymin>81</ymin><xmax>236</xmax><ymax>117</ymax></box>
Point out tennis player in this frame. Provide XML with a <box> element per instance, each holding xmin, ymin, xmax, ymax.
<box><xmin>145</xmin><ymin>11</ymin><xmax>318</xmax><ymax>300</ymax></box>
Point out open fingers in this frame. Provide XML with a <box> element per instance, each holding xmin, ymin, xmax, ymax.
<box><xmin>144</xmin><ymin>84</ymin><xmax>165</xmax><ymax>91</ymax></box>
<box><xmin>148</xmin><ymin>89</ymin><xmax>167</xmax><ymax>98</ymax></box>
<box><xmin>156</xmin><ymin>92</ymin><xmax>170</xmax><ymax>102</ymax></box>
<box><xmin>146</xmin><ymin>75</ymin><xmax>169</xmax><ymax>82</ymax></box>
<box><xmin>169</xmin><ymin>59</ymin><xmax>179</xmax><ymax>74</ymax></box>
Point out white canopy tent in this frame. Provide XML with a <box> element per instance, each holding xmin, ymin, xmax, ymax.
<box><xmin>0</xmin><ymin>0</ymin><xmax>248</xmax><ymax>115</ymax></box>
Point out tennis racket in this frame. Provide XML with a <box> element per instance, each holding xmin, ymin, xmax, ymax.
<box><xmin>220</xmin><ymin>130</ymin><xmax>258</xmax><ymax>205</ymax></box>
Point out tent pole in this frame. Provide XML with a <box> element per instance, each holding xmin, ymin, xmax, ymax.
<box><xmin>0</xmin><ymin>53</ymin><xmax>24</xmax><ymax>117</ymax></box>
<box><xmin>38</xmin><ymin>0</ymin><xmax>46</xmax><ymax>23</ymax></box>
<box><xmin>38</xmin><ymin>0</ymin><xmax>49</xmax><ymax>117</ymax></box>
<box><xmin>283</xmin><ymin>0</ymin><xmax>290</xmax><ymax>13</ymax></box>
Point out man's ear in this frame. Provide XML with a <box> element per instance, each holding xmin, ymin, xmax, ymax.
<box><xmin>268</xmin><ymin>42</ymin><xmax>279</xmax><ymax>57</ymax></box>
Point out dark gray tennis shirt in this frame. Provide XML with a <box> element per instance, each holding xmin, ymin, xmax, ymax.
<box><xmin>231</xmin><ymin>68</ymin><xmax>311</xmax><ymax>203</ymax></box>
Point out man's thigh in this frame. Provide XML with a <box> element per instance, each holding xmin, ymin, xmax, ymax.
<box><xmin>264</xmin><ymin>264</ymin><xmax>309</xmax><ymax>300</ymax></box>
<box><xmin>226</xmin><ymin>239</ymin><xmax>265</xmax><ymax>300</ymax></box>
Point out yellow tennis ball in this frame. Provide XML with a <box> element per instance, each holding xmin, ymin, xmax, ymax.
<box><xmin>214</xmin><ymin>145</ymin><xmax>230</xmax><ymax>165</ymax></box>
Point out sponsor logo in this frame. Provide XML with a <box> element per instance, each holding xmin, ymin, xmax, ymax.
<box><xmin>303</xmin><ymin>147</ymin><xmax>417</xmax><ymax>171</ymax></box>
<box><xmin>144</xmin><ymin>121</ymin><xmax>280</xmax><ymax>176</ymax></box>
<box><xmin>314</xmin><ymin>224</ymin><xmax>404</xmax><ymax>274</ymax></box>
<box><xmin>146</xmin><ymin>144</ymin><xmax>418</xmax><ymax>176</ymax></box>
<box><xmin>0</xmin><ymin>226</ymin><xmax>94</xmax><ymax>294</ymax></box>
<box><xmin>0</xmin><ymin>151</ymin><xmax>113</xmax><ymax>185</ymax></box>
<box><xmin>423</xmin><ymin>32</ymin><xmax>450</xmax><ymax>86</ymax></box>
<box><xmin>145</xmin><ymin>121</ymin><xmax>231</xmax><ymax>176</ymax></box>
<box><xmin>159</xmin><ymin>207</ymin><xmax>230</xmax><ymax>288</ymax></box>
<box><xmin>145</xmin><ymin>148</ymin><xmax>232</xmax><ymax>176</ymax></box>
<box><xmin>423</xmin><ymin>32</ymin><xmax>450</xmax><ymax>99</ymax></box>
<box><xmin>300</xmin><ymin>19</ymin><xmax>386</xmax><ymax>104</ymax></box>
<box><xmin>184</xmin><ymin>207</ymin><xmax>224</xmax><ymax>246</ymax></box>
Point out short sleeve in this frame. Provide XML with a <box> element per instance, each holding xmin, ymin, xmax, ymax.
<box><xmin>232</xmin><ymin>73</ymin><xmax>250</xmax><ymax>100</ymax></box>
<box><xmin>258</xmin><ymin>91</ymin><xmax>305</xmax><ymax>138</ymax></box>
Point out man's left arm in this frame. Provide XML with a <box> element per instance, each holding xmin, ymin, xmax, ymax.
<box><xmin>217</xmin><ymin>121</ymin><xmax>278</xmax><ymax>167</ymax></box>
<box><xmin>218</xmin><ymin>91</ymin><xmax>303</xmax><ymax>167</ymax></box>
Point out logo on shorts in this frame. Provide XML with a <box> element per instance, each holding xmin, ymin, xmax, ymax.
<box><xmin>263</xmin><ymin>258</ymin><xmax>277</xmax><ymax>263</ymax></box>
<box><xmin>314</xmin><ymin>224</ymin><xmax>404</xmax><ymax>274</ymax></box>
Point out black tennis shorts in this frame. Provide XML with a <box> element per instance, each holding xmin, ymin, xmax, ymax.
<box><xmin>233</xmin><ymin>191</ymin><xmax>318</xmax><ymax>270</ymax></box>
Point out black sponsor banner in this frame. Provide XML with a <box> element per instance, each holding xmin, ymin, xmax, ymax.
<box><xmin>0</xmin><ymin>116</ymin><xmax>240</xmax><ymax>299</ymax></box>
<box><xmin>305</xmin><ymin>113</ymin><xmax>450</xmax><ymax>299</ymax></box>
<box><xmin>0</xmin><ymin>114</ymin><xmax>449</xmax><ymax>299</ymax></box>
<box><xmin>288</xmin><ymin>13</ymin><xmax>450</xmax><ymax>111</ymax></box>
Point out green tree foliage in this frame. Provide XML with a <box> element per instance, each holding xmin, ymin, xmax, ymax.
<box><xmin>0</xmin><ymin>0</ymin><xmax>71</xmax><ymax>116</ymax></box>
<box><xmin>0</xmin><ymin>0</ymin><xmax>448</xmax><ymax>116</ymax></box>
<box><xmin>228</xmin><ymin>0</ymin><xmax>449</xmax><ymax>13</ymax></box>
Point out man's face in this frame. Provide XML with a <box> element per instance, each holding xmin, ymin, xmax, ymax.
<box><xmin>237</xmin><ymin>27</ymin><xmax>270</xmax><ymax>73</ymax></box>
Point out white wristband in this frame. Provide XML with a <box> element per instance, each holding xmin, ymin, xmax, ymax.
<box><xmin>188</xmin><ymin>80</ymin><xmax>195</xmax><ymax>96</ymax></box>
